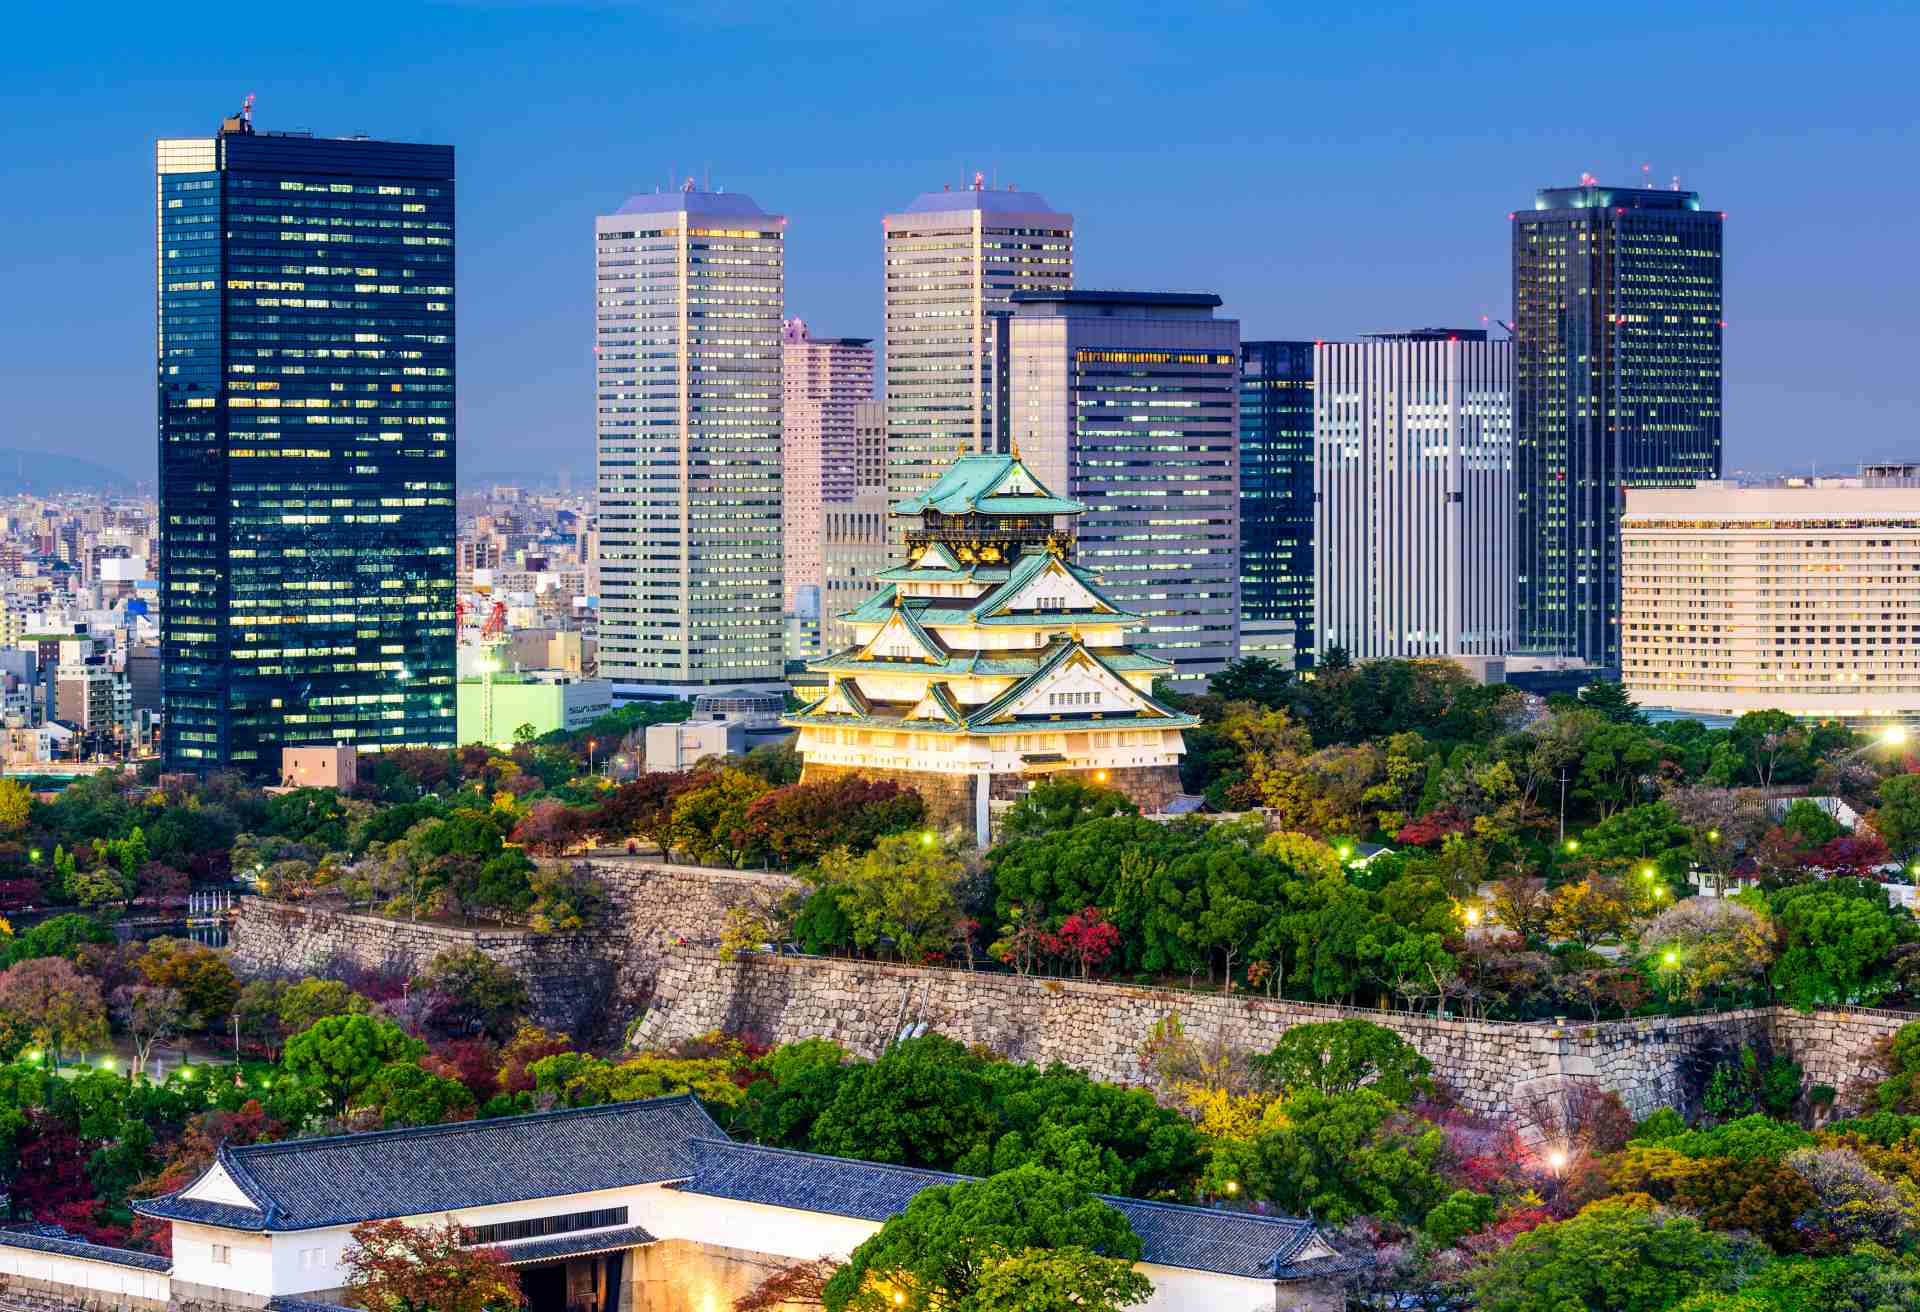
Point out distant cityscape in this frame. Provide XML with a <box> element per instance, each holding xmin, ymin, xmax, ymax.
<box><xmin>1</xmin><ymin>97</ymin><xmax>1911</xmax><ymax>782</ymax></box>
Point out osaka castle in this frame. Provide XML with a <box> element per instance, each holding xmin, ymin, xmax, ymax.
<box><xmin>786</xmin><ymin>452</ymin><xmax>1196</xmax><ymax>843</ymax></box>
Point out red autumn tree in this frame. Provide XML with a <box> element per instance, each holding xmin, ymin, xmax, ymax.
<box><xmin>733</xmin><ymin>1257</ymin><xmax>836</xmax><ymax>1310</ymax></box>
<box><xmin>740</xmin><ymin>775</ymin><xmax>927</xmax><ymax>869</ymax></box>
<box><xmin>341</xmin><ymin>1218</ymin><xmax>523</xmax><ymax>1312</ymax></box>
<box><xmin>1042</xmin><ymin>906</ymin><xmax>1121</xmax><ymax>979</ymax></box>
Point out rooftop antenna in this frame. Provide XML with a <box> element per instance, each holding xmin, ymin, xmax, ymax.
<box><xmin>1640</xmin><ymin>162</ymin><xmax>1651</xmax><ymax>188</ymax></box>
<box><xmin>1579</xmin><ymin>171</ymin><xmax>1598</xmax><ymax>186</ymax></box>
<box><xmin>1671</xmin><ymin>174</ymin><xmax>1682</xmax><ymax>192</ymax></box>
<box><xmin>242</xmin><ymin>93</ymin><xmax>256</xmax><ymax>125</ymax></box>
<box><xmin>683</xmin><ymin>176</ymin><xmax>694</xmax><ymax>193</ymax></box>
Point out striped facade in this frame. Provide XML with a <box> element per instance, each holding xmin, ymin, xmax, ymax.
<box><xmin>1313</xmin><ymin>333</ymin><xmax>1513</xmax><ymax>660</ymax></box>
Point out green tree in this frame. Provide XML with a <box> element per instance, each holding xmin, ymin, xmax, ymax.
<box><xmin>999</xmin><ymin>777</ymin><xmax>1139</xmax><ymax>840</ymax></box>
<box><xmin>970</xmin><ymin>1248</ymin><xmax>1152</xmax><ymax>1312</ymax></box>
<box><xmin>667</xmin><ymin>767</ymin><xmax>774</xmax><ymax>866</ymax></box>
<box><xmin>815</xmin><ymin>831</ymin><xmax>968</xmax><ymax>963</ymax></box>
<box><xmin>1470</xmin><ymin>1198</ymin><xmax>1747</xmax><ymax>1312</ymax></box>
<box><xmin>362</xmin><ymin>1061</ymin><xmax>477</xmax><ymax>1127</ymax></box>
<box><xmin>1578</xmin><ymin>680</ymin><xmax>1648</xmax><ymax>725</ymax></box>
<box><xmin>283</xmin><ymin>1014</ymin><xmax>426</xmax><ymax>1110</ymax></box>
<box><xmin>1250</xmin><ymin>1019</ymin><xmax>1434</xmax><ymax>1102</ymax></box>
<box><xmin>1240</xmin><ymin>1087</ymin><xmax>1449</xmax><ymax>1224</ymax></box>
<box><xmin>1769</xmin><ymin>883</ymin><xmax>1905</xmax><ymax>1006</ymax></box>
<box><xmin>821</xmin><ymin>1165</ymin><xmax>1142</xmax><ymax>1312</ymax></box>
<box><xmin>412</xmin><ymin>948</ymin><xmax>529</xmax><ymax>1041</ymax></box>
<box><xmin>808</xmin><ymin>1035</ymin><xmax>999</xmax><ymax>1169</ymax></box>
<box><xmin>1423</xmin><ymin>1189</ymin><xmax>1499</xmax><ymax>1247</ymax></box>
<box><xmin>278</xmin><ymin>977</ymin><xmax>371</xmax><ymax>1034</ymax></box>
<box><xmin>1875</xmin><ymin>774</ymin><xmax>1920</xmax><ymax>866</ymax></box>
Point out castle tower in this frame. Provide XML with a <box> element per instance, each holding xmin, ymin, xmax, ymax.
<box><xmin>786</xmin><ymin>452</ymin><xmax>1195</xmax><ymax>844</ymax></box>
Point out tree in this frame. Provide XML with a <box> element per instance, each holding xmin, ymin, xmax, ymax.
<box><xmin>135</xmin><ymin>938</ymin><xmax>239</xmax><ymax>1029</ymax></box>
<box><xmin>820</xmin><ymin>1165</ymin><xmax>1142</xmax><ymax>1312</ymax></box>
<box><xmin>1250</xmin><ymin>1019</ymin><xmax>1434</xmax><ymax>1103</ymax></box>
<box><xmin>112</xmin><ymin>985</ymin><xmax>187</xmax><ymax>1078</ymax></box>
<box><xmin>815</xmin><ymin>831</ymin><xmax>969</xmax><ymax>963</ymax></box>
<box><xmin>971</xmin><ymin>1248</ymin><xmax>1153</xmax><ymax>1312</ymax></box>
<box><xmin>283</xmin><ymin>1014</ymin><xmax>427</xmax><ymax>1110</ymax></box>
<box><xmin>1239</xmin><ymin>1087</ymin><xmax>1450</xmax><ymax>1225</ymax></box>
<box><xmin>1785</xmin><ymin>1146</ymin><xmax>1920</xmax><ymax>1249</ymax></box>
<box><xmin>0</xmin><ymin>956</ymin><xmax>108</xmax><ymax>1065</ymax></box>
<box><xmin>1643</xmin><ymin>899</ymin><xmax>1774</xmax><ymax>1006</ymax></box>
<box><xmin>341</xmin><ymin>1217</ymin><xmax>522</xmax><ymax>1312</ymax></box>
<box><xmin>1578</xmin><ymin>680</ymin><xmax>1648</xmax><ymax>726</ymax></box>
<box><xmin>1469</xmin><ymin>1198</ymin><xmax>1748</xmax><ymax>1312</ymax></box>
<box><xmin>507</xmin><ymin>800</ymin><xmax>584</xmax><ymax>857</ymax></box>
<box><xmin>526</xmin><ymin>861</ymin><xmax>609</xmax><ymax>932</ymax></box>
<box><xmin>999</xmin><ymin>778</ymin><xmax>1139</xmax><ymax>841</ymax></box>
<box><xmin>808</xmin><ymin>1035</ymin><xmax>999</xmax><ymax>1169</ymax></box>
<box><xmin>592</xmin><ymin>772</ymin><xmax>691</xmax><ymax>857</ymax></box>
<box><xmin>1547</xmin><ymin>878</ymin><xmax>1632</xmax><ymax>947</ymax></box>
<box><xmin>361</xmin><ymin>1061</ymin><xmax>477</xmax><ymax>1128</ymax></box>
<box><xmin>278</xmin><ymin>977</ymin><xmax>371</xmax><ymax>1034</ymax></box>
<box><xmin>0</xmin><ymin>779</ymin><xmax>30</xmax><ymax>832</ymax></box>
<box><xmin>733</xmin><ymin>1258</ymin><xmax>838</xmax><ymax>1311</ymax></box>
<box><xmin>1207</xmin><ymin>656</ymin><xmax>1295</xmax><ymax>708</ymax></box>
<box><xmin>741</xmin><ymin>776</ymin><xmax>926</xmax><ymax>868</ymax></box>
<box><xmin>1490</xmin><ymin>876</ymin><xmax>1554</xmax><ymax>941</ymax></box>
<box><xmin>1040</xmin><ymin>907</ymin><xmax>1120</xmax><ymax>979</ymax></box>
<box><xmin>667</xmin><ymin>767</ymin><xmax>774</xmax><ymax>866</ymax></box>
<box><xmin>1876</xmin><ymin>773</ymin><xmax>1920</xmax><ymax>865</ymax></box>
<box><xmin>1769</xmin><ymin>883</ymin><xmax>1905</xmax><ymax>1006</ymax></box>
<box><xmin>412</xmin><ymin>948</ymin><xmax>529</xmax><ymax>1041</ymax></box>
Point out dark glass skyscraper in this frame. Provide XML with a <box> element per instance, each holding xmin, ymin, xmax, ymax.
<box><xmin>158</xmin><ymin>109</ymin><xmax>456</xmax><ymax>772</ymax></box>
<box><xmin>1239</xmin><ymin>341</ymin><xmax>1315</xmax><ymax>663</ymax></box>
<box><xmin>1512</xmin><ymin>183</ymin><xmax>1722</xmax><ymax>667</ymax></box>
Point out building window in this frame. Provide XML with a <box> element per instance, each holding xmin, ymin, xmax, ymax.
<box><xmin>461</xmin><ymin>1206</ymin><xmax>630</xmax><ymax>1247</ymax></box>
<box><xmin>211</xmin><ymin>1244</ymin><xmax>232</xmax><ymax>1265</ymax></box>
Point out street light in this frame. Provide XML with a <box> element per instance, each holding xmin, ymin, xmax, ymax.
<box><xmin>1641</xmin><ymin>866</ymin><xmax>1656</xmax><ymax>880</ymax></box>
<box><xmin>1885</xmin><ymin>726</ymin><xmax>1909</xmax><ymax>747</ymax></box>
<box><xmin>588</xmin><ymin>739</ymin><xmax>598</xmax><ymax>775</ymax></box>
<box><xmin>1565</xmin><ymin>840</ymin><xmax>1580</xmax><ymax>854</ymax></box>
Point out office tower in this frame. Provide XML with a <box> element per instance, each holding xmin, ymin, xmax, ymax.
<box><xmin>1006</xmin><ymin>291</ymin><xmax>1241</xmax><ymax>683</ymax></box>
<box><xmin>1314</xmin><ymin>331</ymin><xmax>1514</xmax><ymax>662</ymax></box>
<box><xmin>1513</xmin><ymin>182</ymin><xmax>1724</xmax><ymax>667</ymax></box>
<box><xmin>1239</xmin><ymin>341</ymin><xmax>1316</xmax><ymax>665</ymax></box>
<box><xmin>781</xmin><ymin>320</ymin><xmax>874</xmax><ymax>611</ymax></box>
<box><xmin>594</xmin><ymin>189</ymin><xmax>785</xmax><ymax>698</ymax></box>
<box><xmin>157</xmin><ymin>107</ymin><xmax>455</xmax><ymax>772</ymax></box>
<box><xmin>823</xmin><ymin>400</ymin><xmax>892</xmax><ymax>652</ymax></box>
<box><xmin>883</xmin><ymin>182</ymin><xmax>1072</xmax><ymax>507</ymax></box>
<box><xmin>1622</xmin><ymin>474</ymin><xmax>1920</xmax><ymax>727</ymax></box>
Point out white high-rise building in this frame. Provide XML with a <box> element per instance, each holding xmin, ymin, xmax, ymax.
<box><xmin>1005</xmin><ymin>291</ymin><xmax>1243</xmax><ymax>683</ymax></box>
<box><xmin>594</xmin><ymin>190</ymin><xmax>785</xmax><ymax>698</ymax></box>
<box><xmin>883</xmin><ymin>182</ymin><xmax>1072</xmax><ymax>511</ymax></box>
<box><xmin>781</xmin><ymin>321</ymin><xmax>874</xmax><ymax>612</ymax></box>
<box><xmin>1313</xmin><ymin>330</ymin><xmax>1513</xmax><ymax>661</ymax></box>
<box><xmin>822</xmin><ymin>400</ymin><xmax>892</xmax><ymax>653</ymax></box>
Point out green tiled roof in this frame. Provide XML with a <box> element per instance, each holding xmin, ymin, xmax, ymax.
<box><xmin>811</xmin><ymin>644</ymin><xmax>1174</xmax><ymax>679</ymax></box>
<box><xmin>834</xmin><ymin>554</ymin><xmax>1141</xmax><ymax>627</ymax></box>
<box><xmin>872</xmin><ymin>564</ymin><xmax>1015</xmax><ymax>584</ymax></box>
<box><xmin>889</xmin><ymin>453</ymin><xmax>1084</xmax><ymax>516</ymax></box>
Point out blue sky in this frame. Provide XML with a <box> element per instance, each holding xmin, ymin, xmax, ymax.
<box><xmin>3</xmin><ymin>0</ymin><xmax>1914</xmax><ymax>484</ymax></box>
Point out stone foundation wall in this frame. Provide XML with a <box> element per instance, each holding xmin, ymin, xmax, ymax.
<box><xmin>228</xmin><ymin>860</ymin><xmax>805</xmax><ymax>1040</ymax></box>
<box><xmin>800</xmin><ymin>762</ymin><xmax>1184</xmax><ymax>833</ymax></box>
<box><xmin>632</xmin><ymin>948</ymin><xmax>1915</xmax><ymax>1122</ymax></box>
<box><xmin>799</xmin><ymin>763</ymin><xmax>977</xmax><ymax>830</ymax></box>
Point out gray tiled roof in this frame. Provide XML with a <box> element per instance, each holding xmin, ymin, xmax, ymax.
<box><xmin>490</xmin><ymin>1224</ymin><xmax>658</xmax><ymax>1266</ymax></box>
<box><xmin>672</xmin><ymin>1140</ymin><xmax>1341</xmax><ymax>1281</ymax></box>
<box><xmin>0</xmin><ymin>1226</ymin><xmax>171</xmax><ymax>1272</ymax></box>
<box><xmin>268</xmin><ymin>1299</ymin><xmax>359</xmax><ymax>1312</ymax></box>
<box><xmin>136</xmin><ymin>1095</ymin><xmax>724</xmax><ymax>1233</ymax></box>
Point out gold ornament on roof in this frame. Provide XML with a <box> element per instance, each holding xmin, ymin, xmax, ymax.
<box><xmin>958</xmin><ymin>543</ymin><xmax>977</xmax><ymax>563</ymax></box>
<box><xmin>908</xmin><ymin>545</ymin><xmax>926</xmax><ymax>563</ymax></box>
<box><xmin>979</xmin><ymin>544</ymin><xmax>1003</xmax><ymax>563</ymax></box>
<box><xmin>1044</xmin><ymin>533</ymin><xmax>1067</xmax><ymax>558</ymax></box>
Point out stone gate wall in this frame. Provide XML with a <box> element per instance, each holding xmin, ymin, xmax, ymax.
<box><xmin>631</xmin><ymin>948</ymin><xmax>1909</xmax><ymax>1121</ymax></box>
<box><xmin>227</xmin><ymin>859</ymin><xmax>805</xmax><ymax>1038</ymax></box>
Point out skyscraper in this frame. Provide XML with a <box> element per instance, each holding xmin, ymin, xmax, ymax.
<box><xmin>1238</xmin><ymin>341</ymin><xmax>1316</xmax><ymax>665</ymax></box>
<box><xmin>594</xmin><ymin>189</ymin><xmax>785</xmax><ymax>699</ymax></box>
<box><xmin>883</xmin><ymin>183</ymin><xmax>1072</xmax><ymax>509</ymax></box>
<box><xmin>1512</xmin><ymin>182</ymin><xmax>1724</xmax><ymax>667</ymax></box>
<box><xmin>781</xmin><ymin>321</ymin><xmax>874</xmax><ymax>612</ymax></box>
<box><xmin>1314</xmin><ymin>330</ymin><xmax>1513</xmax><ymax>661</ymax></box>
<box><xmin>1007</xmin><ymin>291</ymin><xmax>1241</xmax><ymax>683</ymax></box>
<box><xmin>157</xmin><ymin>107</ymin><xmax>456</xmax><ymax>772</ymax></box>
<box><xmin>822</xmin><ymin>400</ymin><xmax>892</xmax><ymax>653</ymax></box>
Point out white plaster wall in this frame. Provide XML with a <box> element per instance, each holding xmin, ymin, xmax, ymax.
<box><xmin>181</xmin><ymin>1160</ymin><xmax>257</xmax><ymax>1207</ymax></box>
<box><xmin>172</xmin><ymin>1221</ymin><xmax>274</xmax><ymax>1298</ymax></box>
<box><xmin>0</xmin><ymin>1246</ymin><xmax>171</xmax><ymax>1304</ymax></box>
<box><xmin>644</xmin><ymin>1191</ymin><xmax>881</xmax><ymax>1264</ymax></box>
<box><xmin>1137</xmin><ymin>1262</ymin><xmax>1277</xmax><ymax>1312</ymax></box>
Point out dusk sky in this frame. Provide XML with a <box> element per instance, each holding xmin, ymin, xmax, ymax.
<box><xmin>4</xmin><ymin>0</ymin><xmax>1915</xmax><ymax>485</ymax></box>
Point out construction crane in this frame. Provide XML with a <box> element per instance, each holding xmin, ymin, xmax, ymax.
<box><xmin>480</xmin><ymin>600</ymin><xmax>508</xmax><ymax>640</ymax></box>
